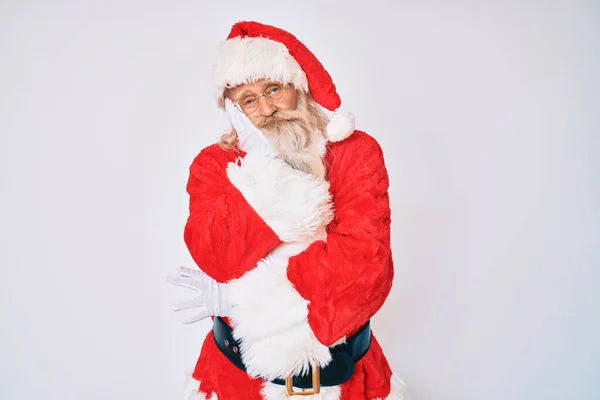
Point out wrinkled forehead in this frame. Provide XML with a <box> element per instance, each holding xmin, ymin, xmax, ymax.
<box><xmin>226</xmin><ymin>79</ymin><xmax>281</xmax><ymax>99</ymax></box>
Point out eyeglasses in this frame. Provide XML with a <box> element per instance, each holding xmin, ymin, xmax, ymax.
<box><xmin>233</xmin><ymin>83</ymin><xmax>291</xmax><ymax>114</ymax></box>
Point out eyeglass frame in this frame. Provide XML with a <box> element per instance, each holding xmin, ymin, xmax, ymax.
<box><xmin>231</xmin><ymin>82</ymin><xmax>293</xmax><ymax>114</ymax></box>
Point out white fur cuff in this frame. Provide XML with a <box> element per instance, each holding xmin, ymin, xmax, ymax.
<box><xmin>225</xmin><ymin>250</ymin><xmax>332</xmax><ymax>381</ymax></box>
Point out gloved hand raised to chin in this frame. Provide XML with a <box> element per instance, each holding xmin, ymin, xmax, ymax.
<box><xmin>224</xmin><ymin>97</ymin><xmax>274</xmax><ymax>154</ymax></box>
<box><xmin>167</xmin><ymin>266</ymin><xmax>231</xmax><ymax>324</ymax></box>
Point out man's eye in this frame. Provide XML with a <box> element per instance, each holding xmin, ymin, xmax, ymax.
<box><xmin>270</xmin><ymin>86</ymin><xmax>280</xmax><ymax>93</ymax></box>
<box><xmin>243</xmin><ymin>98</ymin><xmax>255</xmax><ymax>105</ymax></box>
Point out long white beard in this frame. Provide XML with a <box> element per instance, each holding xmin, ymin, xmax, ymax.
<box><xmin>263</xmin><ymin>124</ymin><xmax>327</xmax><ymax>180</ymax></box>
<box><xmin>251</xmin><ymin>91</ymin><xmax>329</xmax><ymax>180</ymax></box>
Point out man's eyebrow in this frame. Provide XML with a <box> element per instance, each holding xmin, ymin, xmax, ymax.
<box><xmin>233</xmin><ymin>89</ymin><xmax>254</xmax><ymax>101</ymax></box>
<box><xmin>262</xmin><ymin>81</ymin><xmax>280</xmax><ymax>88</ymax></box>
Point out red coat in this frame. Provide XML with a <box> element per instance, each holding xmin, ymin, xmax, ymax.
<box><xmin>182</xmin><ymin>131</ymin><xmax>406</xmax><ymax>400</ymax></box>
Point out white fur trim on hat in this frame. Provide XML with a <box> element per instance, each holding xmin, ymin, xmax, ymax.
<box><xmin>326</xmin><ymin>112</ymin><xmax>355</xmax><ymax>142</ymax></box>
<box><xmin>214</xmin><ymin>36</ymin><xmax>309</xmax><ymax>100</ymax></box>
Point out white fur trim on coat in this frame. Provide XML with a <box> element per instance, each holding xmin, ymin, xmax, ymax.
<box><xmin>182</xmin><ymin>376</ymin><xmax>218</xmax><ymax>400</ymax></box>
<box><xmin>225</xmin><ymin>240</ymin><xmax>332</xmax><ymax>381</ymax></box>
<box><xmin>226</xmin><ymin>150</ymin><xmax>334</xmax><ymax>243</ymax></box>
<box><xmin>214</xmin><ymin>36</ymin><xmax>309</xmax><ymax>101</ymax></box>
<box><xmin>262</xmin><ymin>381</ymin><xmax>341</xmax><ymax>400</ymax></box>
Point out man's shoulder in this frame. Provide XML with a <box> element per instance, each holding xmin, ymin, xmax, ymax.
<box><xmin>187</xmin><ymin>143</ymin><xmax>241</xmax><ymax>179</ymax></box>
<box><xmin>191</xmin><ymin>143</ymin><xmax>239</xmax><ymax>167</ymax></box>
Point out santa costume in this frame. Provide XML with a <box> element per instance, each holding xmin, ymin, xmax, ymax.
<box><xmin>179</xmin><ymin>21</ymin><xmax>407</xmax><ymax>400</ymax></box>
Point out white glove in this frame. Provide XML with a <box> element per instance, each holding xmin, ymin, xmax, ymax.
<box><xmin>224</xmin><ymin>98</ymin><xmax>273</xmax><ymax>154</ymax></box>
<box><xmin>167</xmin><ymin>266</ymin><xmax>231</xmax><ymax>324</ymax></box>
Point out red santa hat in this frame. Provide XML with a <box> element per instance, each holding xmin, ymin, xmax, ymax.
<box><xmin>214</xmin><ymin>21</ymin><xmax>355</xmax><ymax>143</ymax></box>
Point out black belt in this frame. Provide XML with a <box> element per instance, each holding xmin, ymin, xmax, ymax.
<box><xmin>212</xmin><ymin>317</ymin><xmax>371</xmax><ymax>394</ymax></box>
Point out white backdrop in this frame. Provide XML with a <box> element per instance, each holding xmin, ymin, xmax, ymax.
<box><xmin>1</xmin><ymin>1</ymin><xmax>598</xmax><ymax>399</ymax></box>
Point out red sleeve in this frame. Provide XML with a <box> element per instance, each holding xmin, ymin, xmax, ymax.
<box><xmin>183</xmin><ymin>145</ymin><xmax>282</xmax><ymax>283</ymax></box>
<box><xmin>287</xmin><ymin>132</ymin><xmax>394</xmax><ymax>345</ymax></box>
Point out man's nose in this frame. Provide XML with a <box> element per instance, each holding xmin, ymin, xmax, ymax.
<box><xmin>256</xmin><ymin>96</ymin><xmax>277</xmax><ymax>117</ymax></box>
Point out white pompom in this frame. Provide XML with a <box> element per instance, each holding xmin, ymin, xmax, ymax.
<box><xmin>326</xmin><ymin>112</ymin><xmax>355</xmax><ymax>142</ymax></box>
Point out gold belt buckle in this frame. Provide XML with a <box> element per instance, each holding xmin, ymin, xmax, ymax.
<box><xmin>285</xmin><ymin>365</ymin><xmax>320</xmax><ymax>397</ymax></box>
